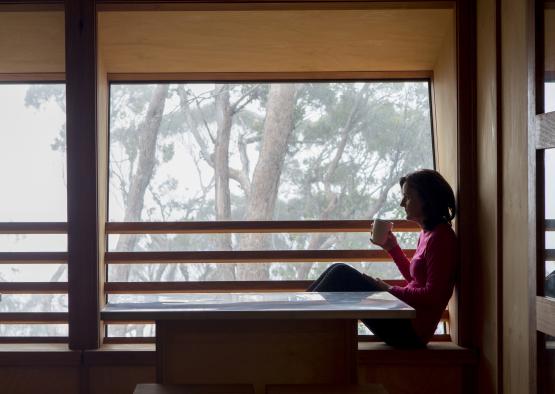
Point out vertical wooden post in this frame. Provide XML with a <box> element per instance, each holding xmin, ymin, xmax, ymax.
<box><xmin>455</xmin><ymin>0</ymin><xmax>478</xmax><ymax>349</ymax></box>
<box><xmin>65</xmin><ymin>0</ymin><xmax>99</xmax><ymax>350</ymax></box>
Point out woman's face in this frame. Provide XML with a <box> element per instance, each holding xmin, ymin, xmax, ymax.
<box><xmin>400</xmin><ymin>183</ymin><xmax>424</xmax><ymax>225</ymax></box>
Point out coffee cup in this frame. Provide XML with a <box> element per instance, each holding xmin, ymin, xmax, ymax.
<box><xmin>371</xmin><ymin>219</ymin><xmax>394</xmax><ymax>244</ymax></box>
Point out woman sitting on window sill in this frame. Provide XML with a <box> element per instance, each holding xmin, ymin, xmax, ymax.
<box><xmin>307</xmin><ymin>169</ymin><xmax>458</xmax><ymax>348</ymax></box>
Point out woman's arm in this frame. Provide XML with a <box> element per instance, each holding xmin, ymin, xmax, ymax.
<box><xmin>389</xmin><ymin>229</ymin><xmax>456</xmax><ymax>308</ymax></box>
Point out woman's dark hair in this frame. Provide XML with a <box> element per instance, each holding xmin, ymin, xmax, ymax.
<box><xmin>400</xmin><ymin>169</ymin><xmax>457</xmax><ymax>231</ymax></box>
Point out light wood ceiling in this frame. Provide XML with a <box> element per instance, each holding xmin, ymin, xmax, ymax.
<box><xmin>99</xmin><ymin>9</ymin><xmax>453</xmax><ymax>74</ymax></box>
<box><xmin>0</xmin><ymin>11</ymin><xmax>65</xmax><ymax>73</ymax></box>
<box><xmin>0</xmin><ymin>9</ymin><xmax>454</xmax><ymax>75</ymax></box>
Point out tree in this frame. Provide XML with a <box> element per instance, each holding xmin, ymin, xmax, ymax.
<box><xmin>17</xmin><ymin>81</ymin><xmax>433</xmax><ymax>336</ymax></box>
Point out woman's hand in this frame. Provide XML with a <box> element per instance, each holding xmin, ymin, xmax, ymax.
<box><xmin>374</xmin><ymin>277</ymin><xmax>392</xmax><ymax>291</ymax></box>
<box><xmin>363</xmin><ymin>274</ymin><xmax>391</xmax><ymax>291</ymax></box>
<box><xmin>370</xmin><ymin>230</ymin><xmax>399</xmax><ymax>252</ymax></box>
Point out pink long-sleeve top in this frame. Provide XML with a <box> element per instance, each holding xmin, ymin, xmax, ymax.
<box><xmin>388</xmin><ymin>222</ymin><xmax>458</xmax><ymax>344</ymax></box>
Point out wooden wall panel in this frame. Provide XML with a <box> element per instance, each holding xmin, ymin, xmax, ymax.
<box><xmin>501</xmin><ymin>0</ymin><xmax>532</xmax><ymax>391</ymax></box>
<box><xmin>98</xmin><ymin>9</ymin><xmax>453</xmax><ymax>73</ymax></box>
<box><xmin>476</xmin><ymin>0</ymin><xmax>500</xmax><ymax>390</ymax></box>
<box><xmin>0</xmin><ymin>367</ymin><xmax>79</xmax><ymax>394</ymax></box>
<box><xmin>432</xmin><ymin>12</ymin><xmax>457</xmax><ymax>191</ymax></box>
<box><xmin>88</xmin><ymin>366</ymin><xmax>156</xmax><ymax>394</ymax></box>
<box><xmin>361</xmin><ymin>365</ymin><xmax>463</xmax><ymax>394</ymax></box>
<box><xmin>431</xmin><ymin>10</ymin><xmax>458</xmax><ymax>341</ymax></box>
<box><xmin>0</xmin><ymin>11</ymin><xmax>64</xmax><ymax>73</ymax></box>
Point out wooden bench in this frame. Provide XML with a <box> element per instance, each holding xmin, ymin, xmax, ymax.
<box><xmin>357</xmin><ymin>342</ymin><xmax>478</xmax><ymax>394</ymax></box>
<box><xmin>134</xmin><ymin>384</ymin><xmax>255</xmax><ymax>394</ymax></box>
<box><xmin>265</xmin><ymin>384</ymin><xmax>388</xmax><ymax>394</ymax></box>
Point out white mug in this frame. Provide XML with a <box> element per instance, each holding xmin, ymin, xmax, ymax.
<box><xmin>371</xmin><ymin>219</ymin><xmax>394</xmax><ymax>244</ymax></box>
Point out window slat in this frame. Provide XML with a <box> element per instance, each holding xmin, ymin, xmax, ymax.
<box><xmin>106</xmin><ymin>220</ymin><xmax>420</xmax><ymax>234</ymax></box>
<box><xmin>0</xmin><ymin>282</ymin><xmax>67</xmax><ymax>294</ymax></box>
<box><xmin>0</xmin><ymin>313</ymin><xmax>68</xmax><ymax>323</ymax></box>
<box><xmin>105</xmin><ymin>250</ymin><xmax>415</xmax><ymax>264</ymax></box>
<box><xmin>0</xmin><ymin>337</ymin><xmax>68</xmax><ymax>344</ymax></box>
<box><xmin>0</xmin><ymin>222</ymin><xmax>67</xmax><ymax>234</ymax></box>
<box><xmin>104</xmin><ymin>279</ymin><xmax>409</xmax><ymax>294</ymax></box>
<box><xmin>0</xmin><ymin>252</ymin><xmax>67</xmax><ymax>264</ymax></box>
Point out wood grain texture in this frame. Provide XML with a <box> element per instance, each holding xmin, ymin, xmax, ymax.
<box><xmin>475</xmin><ymin>0</ymin><xmax>501</xmax><ymax>390</ymax></box>
<box><xmin>157</xmin><ymin>319</ymin><xmax>357</xmax><ymax>394</ymax></box>
<box><xmin>536</xmin><ymin>111</ymin><xmax>555</xmax><ymax>149</ymax></box>
<box><xmin>0</xmin><ymin>11</ymin><xmax>64</xmax><ymax>73</ymax></box>
<box><xmin>501</xmin><ymin>0</ymin><xmax>533</xmax><ymax>390</ymax></box>
<box><xmin>98</xmin><ymin>9</ymin><xmax>453</xmax><ymax>73</ymax></box>
<box><xmin>537</xmin><ymin>297</ymin><xmax>555</xmax><ymax>337</ymax></box>
<box><xmin>105</xmin><ymin>250</ymin><xmax>414</xmax><ymax>263</ymax></box>
<box><xmin>108</xmin><ymin>71</ymin><xmax>432</xmax><ymax>82</ymax></box>
<box><xmin>65</xmin><ymin>0</ymin><xmax>100</xmax><ymax>350</ymax></box>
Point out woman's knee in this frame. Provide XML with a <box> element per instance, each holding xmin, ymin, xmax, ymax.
<box><xmin>327</xmin><ymin>263</ymin><xmax>357</xmax><ymax>276</ymax></box>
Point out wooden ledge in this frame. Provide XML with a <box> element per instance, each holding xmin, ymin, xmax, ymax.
<box><xmin>83</xmin><ymin>344</ymin><xmax>156</xmax><ymax>366</ymax></box>
<box><xmin>357</xmin><ymin>342</ymin><xmax>478</xmax><ymax>366</ymax></box>
<box><xmin>0</xmin><ymin>343</ymin><xmax>81</xmax><ymax>366</ymax></box>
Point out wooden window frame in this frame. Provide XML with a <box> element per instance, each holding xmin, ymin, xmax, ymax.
<box><xmin>0</xmin><ymin>0</ymin><xmax>477</xmax><ymax>352</ymax></box>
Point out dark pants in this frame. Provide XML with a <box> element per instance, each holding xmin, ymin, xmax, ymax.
<box><xmin>307</xmin><ymin>263</ymin><xmax>425</xmax><ymax>348</ymax></box>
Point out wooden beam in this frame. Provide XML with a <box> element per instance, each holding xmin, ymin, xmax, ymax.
<box><xmin>107</xmin><ymin>71</ymin><xmax>433</xmax><ymax>82</ymax></box>
<box><xmin>0</xmin><ymin>252</ymin><xmax>67</xmax><ymax>264</ymax></box>
<box><xmin>537</xmin><ymin>297</ymin><xmax>555</xmax><ymax>337</ymax></box>
<box><xmin>105</xmin><ymin>249</ymin><xmax>414</xmax><ymax>264</ymax></box>
<box><xmin>536</xmin><ymin>111</ymin><xmax>555</xmax><ymax>149</ymax></box>
<box><xmin>104</xmin><ymin>279</ymin><xmax>408</xmax><ymax>294</ymax></box>
<box><xmin>0</xmin><ymin>282</ymin><xmax>68</xmax><ymax>294</ymax></box>
<box><xmin>0</xmin><ymin>73</ymin><xmax>65</xmax><ymax>82</ymax></box>
<box><xmin>0</xmin><ymin>312</ymin><xmax>68</xmax><ymax>323</ymax></box>
<box><xmin>454</xmin><ymin>0</ymin><xmax>477</xmax><ymax>349</ymax></box>
<box><xmin>105</xmin><ymin>220</ymin><xmax>420</xmax><ymax>234</ymax></box>
<box><xmin>96</xmin><ymin>0</ymin><xmax>455</xmax><ymax>12</ymax></box>
<box><xmin>0</xmin><ymin>222</ymin><xmax>67</xmax><ymax>234</ymax></box>
<box><xmin>65</xmin><ymin>0</ymin><xmax>100</xmax><ymax>350</ymax></box>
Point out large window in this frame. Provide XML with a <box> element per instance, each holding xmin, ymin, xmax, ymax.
<box><xmin>105</xmin><ymin>80</ymin><xmax>435</xmax><ymax>339</ymax></box>
<box><xmin>0</xmin><ymin>83</ymin><xmax>67</xmax><ymax>340</ymax></box>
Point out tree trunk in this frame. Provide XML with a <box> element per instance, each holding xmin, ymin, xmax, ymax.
<box><xmin>237</xmin><ymin>83</ymin><xmax>297</xmax><ymax>280</ymax></box>
<box><xmin>114</xmin><ymin>84</ymin><xmax>169</xmax><ymax>284</ymax></box>
<box><xmin>212</xmin><ymin>85</ymin><xmax>235</xmax><ymax>280</ymax></box>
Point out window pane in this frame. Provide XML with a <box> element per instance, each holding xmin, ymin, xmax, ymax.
<box><xmin>107</xmin><ymin>324</ymin><xmax>155</xmax><ymax>338</ymax></box>
<box><xmin>0</xmin><ymin>84</ymin><xmax>66</xmax><ymax>221</ymax></box>
<box><xmin>0</xmin><ymin>294</ymin><xmax>67</xmax><ymax>312</ymax></box>
<box><xmin>0</xmin><ymin>324</ymin><xmax>67</xmax><ymax>337</ymax></box>
<box><xmin>0</xmin><ymin>264</ymin><xmax>66</xmax><ymax>282</ymax></box>
<box><xmin>108</xmin><ymin>82</ymin><xmax>433</xmax><ymax>223</ymax></box>
<box><xmin>0</xmin><ymin>234</ymin><xmax>66</xmax><ymax>252</ymax></box>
